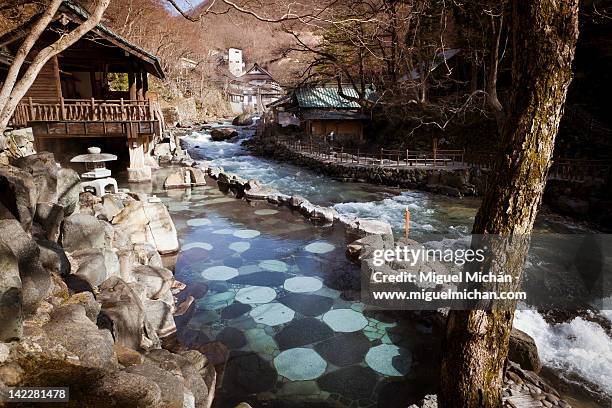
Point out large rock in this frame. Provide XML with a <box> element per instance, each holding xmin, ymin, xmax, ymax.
<box><xmin>508</xmin><ymin>328</ymin><xmax>542</xmax><ymax>373</ymax></box>
<box><xmin>91</xmin><ymin>371</ymin><xmax>163</xmax><ymax>407</ymax></box>
<box><xmin>0</xmin><ymin>241</ymin><xmax>22</xmax><ymax>341</ymax></box>
<box><xmin>125</xmin><ymin>362</ymin><xmax>185</xmax><ymax>408</ymax></box>
<box><xmin>13</xmin><ymin>152</ymin><xmax>58</xmax><ymax>203</ymax></box>
<box><xmin>98</xmin><ymin>277</ymin><xmax>160</xmax><ymax>351</ymax></box>
<box><xmin>71</xmin><ymin>248</ymin><xmax>120</xmax><ymax>288</ymax></box>
<box><xmin>132</xmin><ymin>265</ymin><xmax>174</xmax><ymax>301</ymax></box>
<box><xmin>56</xmin><ymin>168</ymin><xmax>80</xmax><ymax>215</ymax></box>
<box><xmin>100</xmin><ymin>195</ymin><xmax>124</xmax><ymax>221</ymax></box>
<box><xmin>344</xmin><ymin>217</ymin><xmax>394</xmax><ymax>244</ymax></box>
<box><xmin>163</xmin><ymin>168</ymin><xmax>206</xmax><ymax>189</ymax></box>
<box><xmin>232</xmin><ymin>113</ymin><xmax>254</xmax><ymax>126</ymax></box>
<box><xmin>61</xmin><ymin>213</ymin><xmax>105</xmax><ymax>252</ymax></box>
<box><xmin>210</xmin><ymin>127</ymin><xmax>238</xmax><ymax>142</ymax></box>
<box><xmin>0</xmin><ymin>165</ymin><xmax>37</xmax><ymax>231</ymax></box>
<box><xmin>43</xmin><ymin>304</ymin><xmax>117</xmax><ymax>369</ymax></box>
<box><xmin>0</xmin><ymin>219</ymin><xmax>51</xmax><ymax>313</ymax></box>
<box><xmin>153</xmin><ymin>143</ymin><xmax>173</xmax><ymax>157</ymax></box>
<box><xmin>143</xmin><ymin>201</ymin><xmax>180</xmax><ymax>255</ymax></box>
<box><xmin>34</xmin><ymin>202</ymin><xmax>64</xmax><ymax>242</ymax></box>
<box><xmin>37</xmin><ymin>239</ymin><xmax>70</xmax><ymax>277</ymax></box>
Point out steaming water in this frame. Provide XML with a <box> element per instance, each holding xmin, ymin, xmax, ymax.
<box><xmin>181</xmin><ymin>125</ymin><xmax>612</xmax><ymax>400</ymax></box>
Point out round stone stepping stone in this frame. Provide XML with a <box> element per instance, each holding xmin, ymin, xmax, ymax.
<box><xmin>314</xmin><ymin>332</ymin><xmax>371</xmax><ymax>367</ymax></box>
<box><xmin>283</xmin><ymin>276</ymin><xmax>323</xmax><ymax>293</ymax></box>
<box><xmin>254</xmin><ymin>209</ymin><xmax>279</xmax><ymax>216</ymax></box>
<box><xmin>317</xmin><ymin>366</ymin><xmax>379</xmax><ymax>400</ymax></box>
<box><xmin>277</xmin><ymin>293</ymin><xmax>333</xmax><ymax>317</ymax></box>
<box><xmin>274</xmin><ymin>348</ymin><xmax>327</xmax><ymax>381</ymax></box>
<box><xmin>259</xmin><ymin>260</ymin><xmax>288</xmax><ymax>272</ymax></box>
<box><xmin>229</xmin><ymin>272</ymin><xmax>287</xmax><ymax>287</ymax></box>
<box><xmin>322</xmin><ymin>309</ymin><xmax>368</xmax><ymax>333</ymax></box>
<box><xmin>222</xmin><ymin>351</ymin><xmax>277</xmax><ymax>395</ymax></box>
<box><xmin>365</xmin><ymin>344</ymin><xmax>412</xmax><ymax>376</ymax></box>
<box><xmin>229</xmin><ymin>242</ymin><xmax>251</xmax><ymax>253</ymax></box>
<box><xmin>238</xmin><ymin>264</ymin><xmax>261</xmax><ymax>275</ymax></box>
<box><xmin>201</xmin><ymin>265</ymin><xmax>239</xmax><ymax>281</ymax></box>
<box><xmin>216</xmin><ymin>327</ymin><xmax>248</xmax><ymax>349</ymax></box>
<box><xmin>233</xmin><ymin>229</ymin><xmax>261</xmax><ymax>239</ymax></box>
<box><xmin>250</xmin><ymin>303</ymin><xmax>295</xmax><ymax>326</ymax></box>
<box><xmin>186</xmin><ymin>218</ymin><xmax>212</xmax><ymax>227</ymax></box>
<box><xmin>235</xmin><ymin>286</ymin><xmax>277</xmax><ymax>304</ymax></box>
<box><xmin>274</xmin><ymin>318</ymin><xmax>334</xmax><ymax>350</ymax></box>
<box><xmin>305</xmin><ymin>241</ymin><xmax>335</xmax><ymax>254</ymax></box>
<box><xmin>220</xmin><ymin>303</ymin><xmax>252</xmax><ymax>320</ymax></box>
<box><xmin>182</xmin><ymin>242</ymin><xmax>213</xmax><ymax>251</ymax></box>
<box><xmin>213</xmin><ymin>228</ymin><xmax>234</xmax><ymax>235</ymax></box>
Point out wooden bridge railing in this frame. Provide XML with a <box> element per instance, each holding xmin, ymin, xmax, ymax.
<box><xmin>12</xmin><ymin>97</ymin><xmax>157</xmax><ymax>127</ymax></box>
<box><xmin>549</xmin><ymin>158</ymin><xmax>611</xmax><ymax>182</ymax></box>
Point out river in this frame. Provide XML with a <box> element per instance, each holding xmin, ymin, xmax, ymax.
<box><xmin>133</xmin><ymin>123</ymin><xmax>610</xmax><ymax>407</ymax></box>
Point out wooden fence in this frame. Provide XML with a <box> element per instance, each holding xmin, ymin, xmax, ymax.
<box><xmin>273</xmin><ymin>137</ymin><xmax>611</xmax><ymax>184</ymax></box>
<box><xmin>277</xmin><ymin>138</ymin><xmax>465</xmax><ymax>168</ymax></box>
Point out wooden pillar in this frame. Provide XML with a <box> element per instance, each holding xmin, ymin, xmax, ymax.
<box><xmin>128</xmin><ymin>73</ymin><xmax>137</xmax><ymax>100</ymax></box>
<box><xmin>136</xmin><ymin>72</ymin><xmax>144</xmax><ymax>101</ymax></box>
<box><xmin>52</xmin><ymin>55</ymin><xmax>62</xmax><ymax>98</ymax></box>
<box><xmin>143</xmin><ymin>73</ymin><xmax>149</xmax><ymax>99</ymax></box>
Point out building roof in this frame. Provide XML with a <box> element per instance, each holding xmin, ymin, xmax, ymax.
<box><xmin>301</xmin><ymin>109</ymin><xmax>368</xmax><ymax>121</ymax></box>
<box><xmin>295</xmin><ymin>86</ymin><xmax>371</xmax><ymax>109</ymax></box>
<box><xmin>239</xmin><ymin>63</ymin><xmax>276</xmax><ymax>83</ymax></box>
<box><xmin>0</xmin><ymin>1</ymin><xmax>164</xmax><ymax>78</ymax></box>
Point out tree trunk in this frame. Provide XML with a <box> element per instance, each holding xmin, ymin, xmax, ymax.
<box><xmin>439</xmin><ymin>1</ymin><xmax>579</xmax><ymax>407</ymax></box>
<box><xmin>485</xmin><ymin>12</ymin><xmax>504</xmax><ymax>114</ymax></box>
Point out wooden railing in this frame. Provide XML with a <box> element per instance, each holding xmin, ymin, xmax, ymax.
<box><xmin>13</xmin><ymin>97</ymin><xmax>157</xmax><ymax>127</ymax></box>
<box><xmin>276</xmin><ymin>137</ymin><xmax>465</xmax><ymax>168</ymax></box>
<box><xmin>271</xmin><ymin>137</ymin><xmax>612</xmax><ymax>183</ymax></box>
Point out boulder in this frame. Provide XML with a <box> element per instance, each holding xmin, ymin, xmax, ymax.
<box><xmin>132</xmin><ymin>243</ymin><xmax>164</xmax><ymax>268</ymax></box>
<box><xmin>210</xmin><ymin>127</ymin><xmax>238</xmax><ymax>142</ymax></box>
<box><xmin>153</xmin><ymin>143</ymin><xmax>173</xmax><ymax>157</ymax></box>
<box><xmin>0</xmin><ymin>165</ymin><xmax>37</xmax><ymax>231</ymax></box>
<box><xmin>63</xmin><ymin>291</ymin><xmax>101</xmax><ymax>323</ymax></box>
<box><xmin>345</xmin><ymin>218</ymin><xmax>394</xmax><ymax>242</ymax></box>
<box><xmin>100</xmin><ymin>195</ymin><xmax>125</xmax><ymax>221</ymax></box>
<box><xmin>232</xmin><ymin>113</ymin><xmax>254</xmax><ymax>126</ymax></box>
<box><xmin>13</xmin><ymin>152</ymin><xmax>58</xmax><ymax>204</ymax></box>
<box><xmin>92</xmin><ymin>370</ymin><xmax>163</xmax><ymax>407</ymax></box>
<box><xmin>34</xmin><ymin>202</ymin><xmax>64</xmax><ymax>242</ymax></box>
<box><xmin>37</xmin><ymin>239</ymin><xmax>70</xmax><ymax>277</ymax></box>
<box><xmin>142</xmin><ymin>200</ymin><xmax>180</xmax><ymax>255</ymax></box>
<box><xmin>299</xmin><ymin>202</ymin><xmax>336</xmax><ymax>223</ymax></box>
<box><xmin>71</xmin><ymin>248</ymin><xmax>120</xmax><ymax>288</ymax></box>
<box><xmin>289</xmin><ymin>195</ymin><xmax>306</xmax><ymax>208</ymax></box>
<box><xmin>140</xmin><ymin>297</ymin><xmax>176</xmax><ymax>338</ymax></box>
<box><xmin>132</xmin><ymin>265</ymin><xmax>174</xmax><ymax>301</ymax></box>
<box><xmin>98</xmin><ymin>277</ymin><xmax>161</xmax><ymax>351</ymax></box>
<box><xmin>508</xmin><ymin>328</ymin><xmax>542</xmax><ymax>373</ymax></box>
<box><xmin>56</xmin><ymin>168</ymin><xmax>81</xmax><ymax>215</ymax></box>
<box><xmin>0</xmin><ymin>241</ymin><xmax>22</xmax><ymax>341</ymax></box>
<box><xmin>125</xmin><ymin>362</ymin><xmax>185</xmax><ymax>408</ymax></box>
<box><xmin>0</xmin><ymin>219</ymin><xmax>51</xmax><ymax>313</ymax></box>
<box><xmin>163</xmin><ymin>168</ymin><xmax>206</xmax><ymax>189</ymax></box>
<box><xmin>44</xmin><ymin>304</ymin><xmax>117</xmax><ymax>369</ymax></box>
<box><xmin>114</xmin><ymin>344</ymin><xmax>145</xmax><ymax>367</ymax></box>
<box><xmin>61</xmin><ymin>213</ymin><xmax>105</xmax><ymax>252</ymax></box>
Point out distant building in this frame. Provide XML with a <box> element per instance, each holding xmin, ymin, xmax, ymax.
<box><xmin>228</xmin><ymin>48</ymin><xmax>245</xmax><ymax>77</ymax></box>
<box><xmin>270</xmin><ymin>85</ymin><xmax>373</xmax><ymax>143</ymax></box>
<box><xmin>226</xmin><ymin>63</ymin><xmax>283</xmax><ymax>114</ymax></box>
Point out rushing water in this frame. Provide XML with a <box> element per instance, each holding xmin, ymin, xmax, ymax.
<box><xmin>130</xmin><ymin>124</ymin><xmax>610</xmax><ymax>407</ymax></box>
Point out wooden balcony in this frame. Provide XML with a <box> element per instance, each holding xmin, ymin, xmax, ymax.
<box><xmin>13</xmin><ymin>97</ymin><xmax>161</xmax><ymax>139</ymax></box>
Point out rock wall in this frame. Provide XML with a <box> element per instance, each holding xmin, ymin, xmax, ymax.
<box><xmin>0</xmin><ymin>153</ymin><xmax>216</xmax><ymax>408</ymax></box>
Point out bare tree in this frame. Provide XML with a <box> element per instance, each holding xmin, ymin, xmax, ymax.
<box><xmin>0</xmin><ymin>0</ymin><xmax>111</xmax><ymax>133</ymax></box>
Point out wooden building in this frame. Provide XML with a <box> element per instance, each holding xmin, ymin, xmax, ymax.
<box><xmin>225</xmin><ymin>63</ymin><xmax>283</xmax><ymax>114</ymax></box>
<box><xmin>270</xmin><ymin>86</ymin><xmax>370</xmax><ymax>143</ymax></box>
<box><xmin>1</xmin><ymin>1</ymin><xmax>165</xmax><ymax>182</ymax></box>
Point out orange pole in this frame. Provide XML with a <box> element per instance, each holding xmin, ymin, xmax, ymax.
<box><xmin>405</xmin><ymin>208</ymin><xmax>410</xmax><ymax>241</ymax></box>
